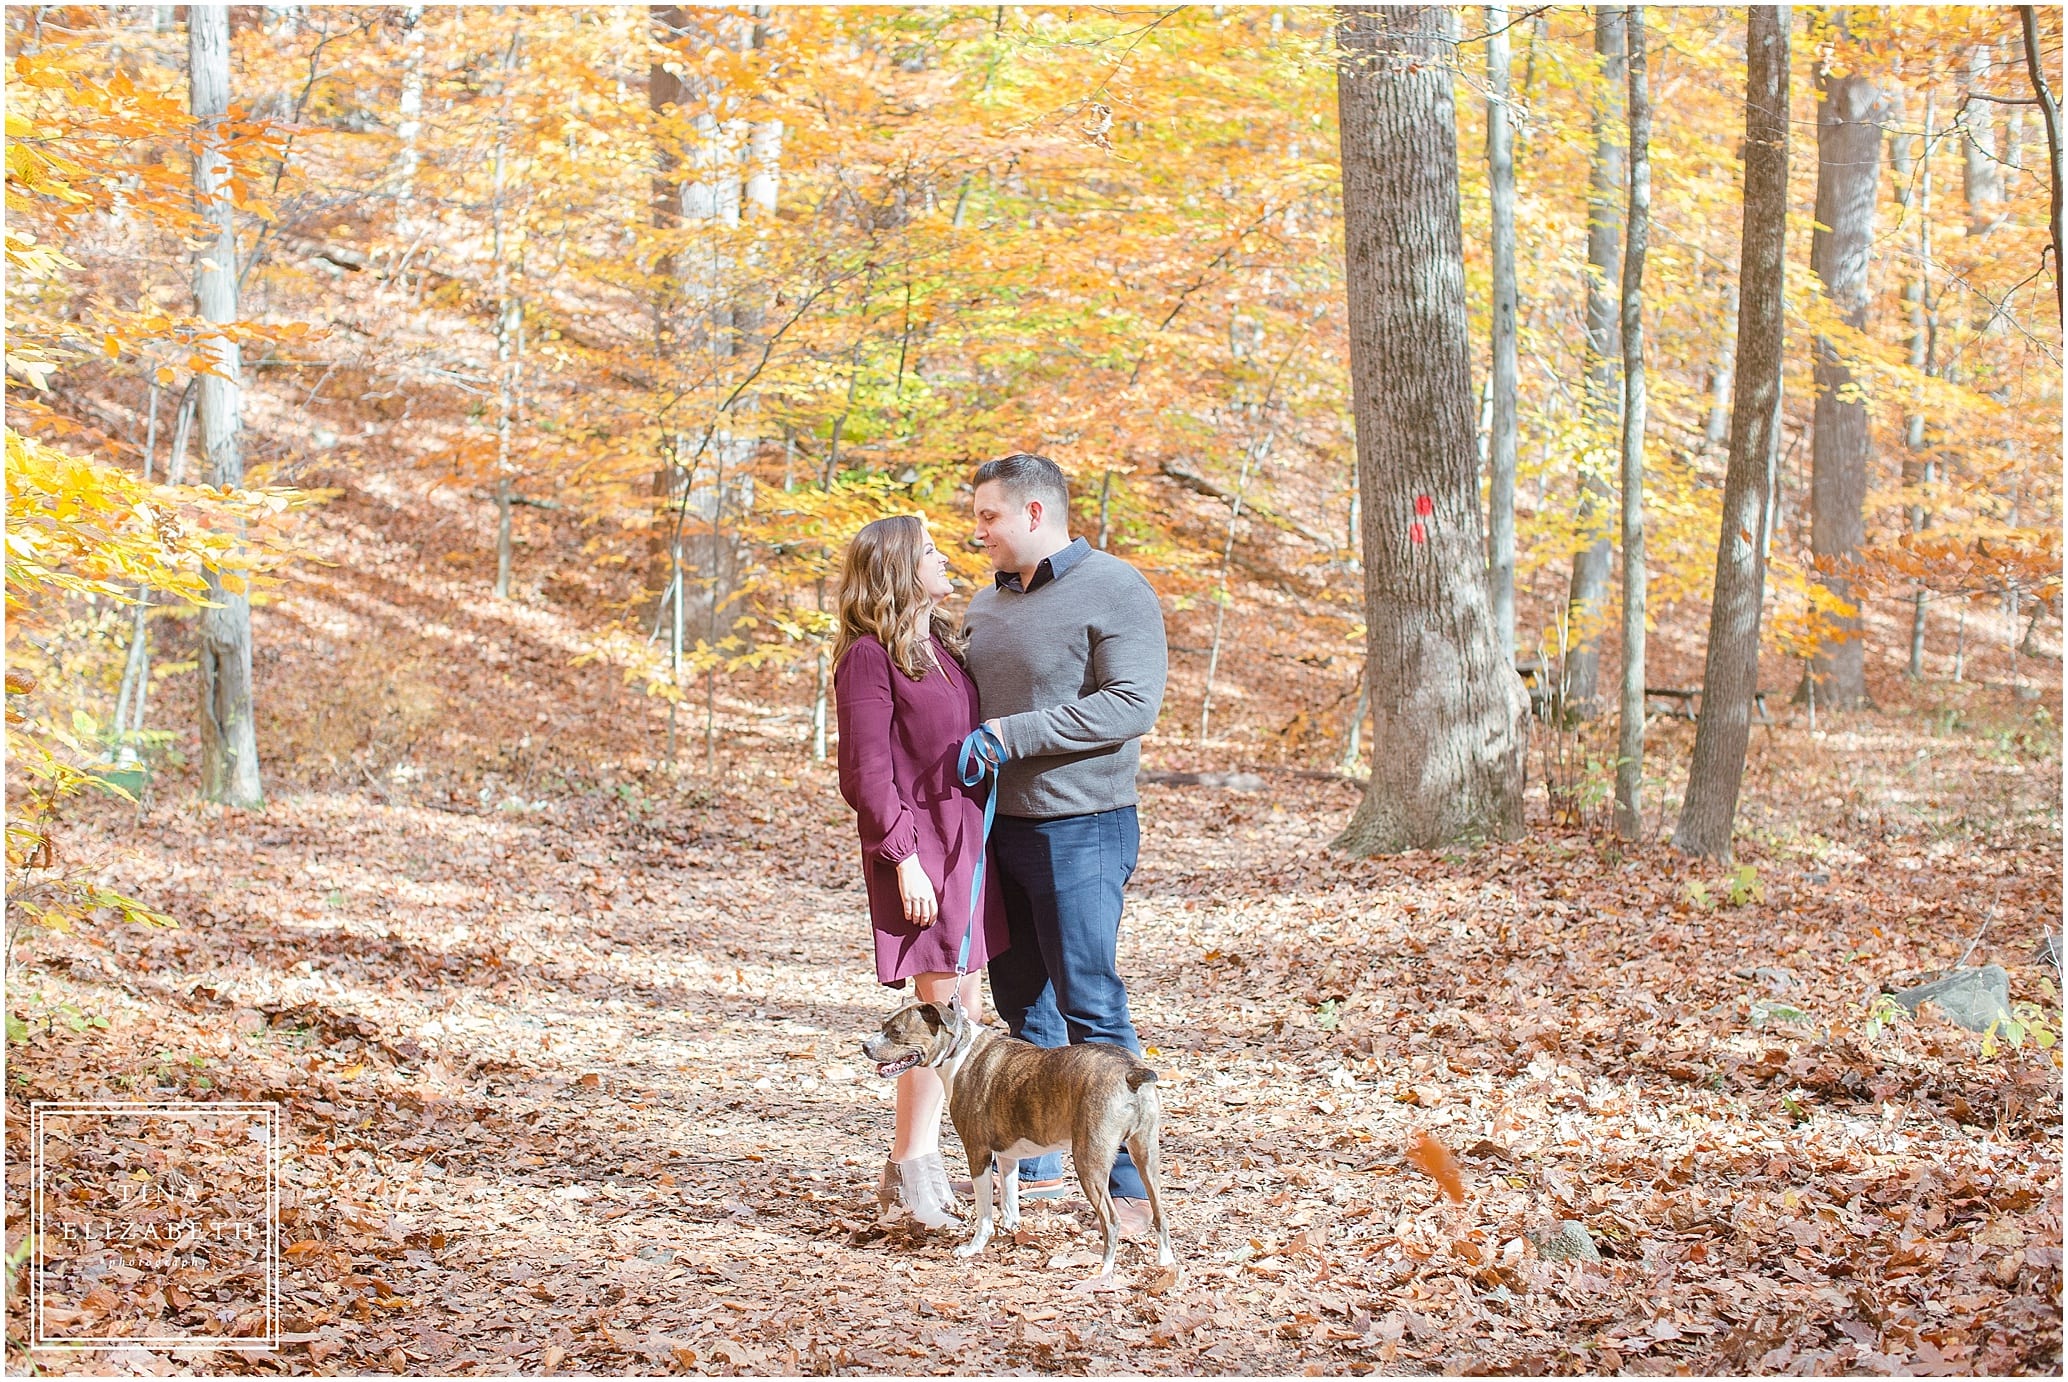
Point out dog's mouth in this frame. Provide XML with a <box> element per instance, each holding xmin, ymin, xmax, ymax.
<box><xmin>873</xmin><ymin>1053</ymin><xmax>923</xmax><ymax>1078</ymax></box>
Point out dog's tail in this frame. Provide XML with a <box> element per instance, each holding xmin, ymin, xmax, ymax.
<box><xmin>1125</xmin><ymin>1066</ymin><xmax>1158</xmax><ymax>1091</ymax></box>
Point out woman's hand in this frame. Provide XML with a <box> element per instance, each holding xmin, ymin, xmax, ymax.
<box><xmin>896</xmin><ymin>856</ymin><xmax>939</xmax><ymax>927</ymax></box>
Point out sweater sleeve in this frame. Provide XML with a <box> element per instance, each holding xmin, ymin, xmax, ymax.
<box><xmin>994</xmin><ymin>569</ymin><xmax>1168</xmax><ymax>760</ymax></box>
<box><xmin>834</xmin><ymin>640</ymin><xmax>921</xmax><ymax>864</ymax></box>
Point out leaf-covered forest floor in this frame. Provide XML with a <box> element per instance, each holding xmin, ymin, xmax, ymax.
<box><xmin>6</xmin><ymin>472</ymin><xmax>2063</xmax><ymax>1377</ymax></box>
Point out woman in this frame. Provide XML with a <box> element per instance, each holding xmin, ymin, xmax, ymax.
<box><xmin>833</xmin><ymin>514</ymin><xmax>1008</xmax><ymax>1228</ymax></box>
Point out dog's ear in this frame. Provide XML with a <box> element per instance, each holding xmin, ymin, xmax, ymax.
<box><xmin>917</xmin><ymin>1002</ymin><xmax>947</xmax><ymax>1031</ymax></box>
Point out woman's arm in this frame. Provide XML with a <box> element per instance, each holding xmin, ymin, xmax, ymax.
<box><xmin>833</xmin><ymin>640</ymin><xmax>921</xmax><ymax>863</ymax></box>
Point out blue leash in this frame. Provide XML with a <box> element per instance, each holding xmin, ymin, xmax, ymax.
<box><xmin>953</xmin><ymin>725</ymin><xmax>1007</xmax><ymax>976</ymax></box>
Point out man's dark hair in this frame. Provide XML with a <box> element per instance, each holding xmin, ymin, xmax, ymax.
<box><xmin>973</xmin><ymin>452</ymin><xmax>1070</xmax><ymax>522</ymax></box>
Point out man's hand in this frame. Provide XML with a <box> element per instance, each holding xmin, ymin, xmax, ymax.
<box><xmin>981</xmin><ymin>719</ymin><xmax>1007</xmax><ymax>764</ymax></box>
<box><xmin>897</xmin><ymin>855</ymin><xmax>939</xmax><ymax>927</ymax></box>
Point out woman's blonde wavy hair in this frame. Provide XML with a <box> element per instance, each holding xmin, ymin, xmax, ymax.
<box><xmin>832</xmin><ymin>515</ymin><xmax>967</xmax><ymax>680</ymax></box>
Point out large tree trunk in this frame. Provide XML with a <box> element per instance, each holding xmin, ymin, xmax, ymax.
<box><xmin>189</xmin><ymin>4</ymin><xmax>262</xmax><ymax>808</ymax></box>
<box><xmin>1331</xmin><ymin>4</ymin><xmax>1529</xmax><ymax>856</ymax></box>
<box><xmin>1562</xmin><ymin>5</ymin><xmax>1627</xmax><ymax>715</ymax></box>
<box><xmin>1675</xmin><ymin>6</ymin><xmax>1791</xmax><ymax>860</ymax></box>
<box><xmin>1614</xmin><ymin>8</ymin><xmax>1650</xmax><ymax>840</ymax></box>
<box><xmin>1485</xmin><ymin>2</ymin><xmax>1519</xmax><ymax>663</ymax></box>
<box><xmin>1801</xmin><ymin>68</ymin><xmax>1884</xmax><ymax>709</ymax></box>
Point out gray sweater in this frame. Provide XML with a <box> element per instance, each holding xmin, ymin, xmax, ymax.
<box><xmin>963</xmin><ymin>542</ymin><xmax>1168</xmax><ymax>819</ymax></box>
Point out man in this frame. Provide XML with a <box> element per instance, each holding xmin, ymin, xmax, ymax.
<box><xmin>962</xmin><ymin>452</ymin><xmax>1168</xmax><ymax>1235</ymax></box>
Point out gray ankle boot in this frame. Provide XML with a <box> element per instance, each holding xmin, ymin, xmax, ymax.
<box><xmin>882</xmin><ymin>1152</ymin><xmax>960</xmax><ymax>1229</ymax></box>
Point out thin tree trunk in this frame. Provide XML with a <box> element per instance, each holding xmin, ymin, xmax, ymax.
<box><xmin>1614</xmin><ymin>8</ymin><xmax>1650</xmax><ymax>841</ymax></box>
<box><xmin>112</xmin><ymin>381</ymin><xmax>165</xmax><ymax>769</ymax></box>
<box><xmin>1801</xmin><ymin>64</ymin><xmax>1884</xmax><ymax>709</ymax></box>
<box><xmin>1896</xmin><ymin>93</ymin><xmax>1937</xmax><ymax>676</ymax></box>
<box><xmin>1331</xmin><ymin>4</ymin><xmax>1529</xmax><ymax>856</ymax></box>
<box><xmin>1963</xmin><ymin>44</ymin><xmax>2005</xmax><ymax>236</ymax></box>
<box><xmin>1338</xmin><ymin>660</ymin><xmax>1369</xmax><ymax>775</ymax></box>
<box><xmin>1200</xmin><ymin>424</ymin><xmax>1272</xmax><ymax>746</ymax></box>
<box><xmin>1486</xmin><ymin>2</ymin><xmax>1519</xmax><ymax>663</ymax></box>
<box><xmin>646</xmin><ymin>5</ymin><xmax>695</xmax><ymax>627</ymax></box>
<box><xmin>810</xmin><ymin>577</ymin><xmax>828</xmax><ymax>762</ymax></box>
<box><xmin>1704</xmin><ymin>281</ymin><xmax>1738</xmax><ymax>450</ymax></box>
<box><xmin>190</xmin><ymin>4</ymin><xmax>261</xmax><ymax>808</ymax></box>
<box><xmin>489</xmin><ymin>27</ymin><xmax>521</xmax><ymax>599</ymax></box>
<box><xmin>1675</xmin><ymin>6</ymin><xmax>1791</xmax><ymax>861</ymax></box>
<box><xmin>706</xmin><ymin>447</ymin><xmax>727</xmax><ymax>777</ymax></box>
<box><xmin>1563</xmin><ymin>5</ymin><xmax>1627</xmax><ymax>715</ymax></box>
<box><xmin>2022</xmin><ymin>5</ymin><xmax>2064</xmax><ymax>323</ymax></box>
<box><xmin>396</xmin><ymin>5</ymin><xmax>424</xmax><ymax>207</ymax></box>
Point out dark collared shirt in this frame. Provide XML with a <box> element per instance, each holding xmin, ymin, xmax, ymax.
<box><xmin>994</xmin><ymin>536</ymin><xmax>1092</xmax><ymax>594</ymax></box>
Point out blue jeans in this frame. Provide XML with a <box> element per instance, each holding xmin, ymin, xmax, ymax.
<box><xmin>985</xmin><ymin>806</ymin><xmax>1147</xmax><ymax>1200</ymax></box>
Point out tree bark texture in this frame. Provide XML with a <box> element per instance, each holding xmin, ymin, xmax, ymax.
<box><xmin>1803</xmin><ymin>69</ymin><xmax>1883</xmax><ymax>709</ymax></box>
<box><xmin>1331</xmin><ymin>4</ymin><xmax>1529</xmax><ymax>856</ymax></box>
<box><xmin>1614</xmin><ymin>8</ymin><xmax>1650</xmax><ymax>841</ymax></box>
<box><xmin>1675</xmin><ymin>6</ymin><xmax>1791</xmax><ymax>861</ymax></box>
<box><xmin>189</xmin><ymin>3</ymin><xmax>262</xmax><ymax>808</ymax></box>
<box><xmin>1486</xmin><ymin>3</ymin><xmax>1519</xmax><ymax>663</ymax></box>
<box><xmin>1563</xmin><ymin>5</ymin><xmax>1627</xmax><ymax>714</ymax></box>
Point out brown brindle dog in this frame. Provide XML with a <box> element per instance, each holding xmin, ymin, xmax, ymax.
<box><xmin>862</xmin><ymin>996</ymin><xmax>1174</xmax><ymax>1282</ymax></box>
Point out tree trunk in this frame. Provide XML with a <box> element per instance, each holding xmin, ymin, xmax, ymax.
<box><xmin>1801</xmin><ymin>67</ymin><xmax>1884</xmax><ymax>709</ymax></box>
<box><xmin>488</xmin><ymin>27</ymin><xmax>522</xmax><ymax>599</ymax></box>
<box><xmin>2022</xmin><ymin>6</ymin><xmax>2065</xmax><ymax>324</ymax></box>
<box><xmin>1200</xmin><ymin>423</ymin><xmax>1272</xmax><ymax>746</ymax></box>
<box><xmin>1562</xmin><ymin>5</ymin><xmax>1627</xmax><ymax>714</ymax></box>
<box><xmin>1331</xmin><ymin>4</ymin><xmax>1529</xmax><ymax>856</ymax></box>
<box><xmin>1963</xmin><ymin>45</ymin><xmax>2005</xmax><ymax>236</ymax></box>
<box><xmin>647</xmin><ymin>5</ymin><xmax>695</xmax><ymax>630</ymax></box>
<box><xmin>1485</xmin><ymin>2</ymin><xmax>1519</xmax><ymax>663</ymax></box>
<box><xmin>645</xmin><ymin>6</ymin><xmax>757</xmax><ymax>632</ymax></box>
<box><xmin>1674</xmin><ymin>5</ymin><xmax>1791</xmax><ymax>861</ymax></box>
<box><xmin>112</xmin><ymin>382</ymin><xmax>166</xmax><ymax>770</ymax></box>
<box><xmin>1614</xmin><ymin>8</ymin><xmax>1650</xmax><ymax>841</ymax></box>
<box><xmin>1893</xmin><ymin>92</ymin><xmax>1937</xmax><ymax>676</ymax></box>
<box><xmin>1704</xmin><ymin>280</ymin><xmax>1738</xmax><ymax>450</ymax></box>
<box><xmin>396</xmin><ymin>5</ymin><xmax>424</xmax><ymax>207</ymax></box>
<box><xmin>190</xmin><ymin>4</ymin><xmax>262</xmax><ymax>808</ymax></box>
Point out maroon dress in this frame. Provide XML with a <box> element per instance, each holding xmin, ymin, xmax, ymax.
<box><xmin>834</xmin><ymin>634</ymin><xmax>1009</xmax><ymax>986</ymax></box>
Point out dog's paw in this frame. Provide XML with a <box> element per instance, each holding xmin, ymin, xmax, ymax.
<box><xmin>998</xmin><ymin>1211</ymin><xmax>1020</xmax><ymax>1233</ymax></box>
<box><xmin>952</xmin><ymin>1241</ymin><xmax>985</xmax><ymax>1260</ymax></box>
